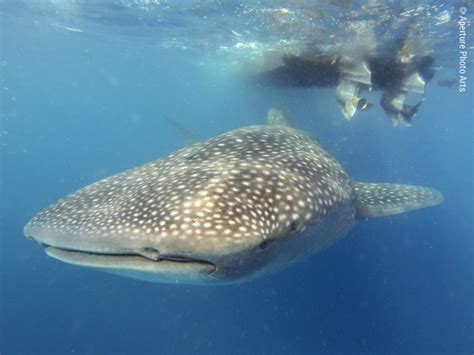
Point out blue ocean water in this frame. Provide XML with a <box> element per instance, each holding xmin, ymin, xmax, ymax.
<box><xmin>1</xmin><ymin>1</ymin><xmax>473</xmax><ymax>354</ymax></box>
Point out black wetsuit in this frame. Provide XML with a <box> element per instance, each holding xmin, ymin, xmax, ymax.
<box><xmin>255</xmin><ymin>53</ymin><xmax>435</xmax><ymax>91</ymax></box>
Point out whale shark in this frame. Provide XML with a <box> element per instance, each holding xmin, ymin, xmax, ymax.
<box><xmin>24</xmin><ymin>126</ymin><xmax>443</xmax><ymax>284</ymax></box>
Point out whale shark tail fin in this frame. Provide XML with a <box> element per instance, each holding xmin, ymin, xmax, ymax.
<box><xmin>353</xmin><ymin>182</ymin><xmax>443</xmax><ymax>220</ymax></box>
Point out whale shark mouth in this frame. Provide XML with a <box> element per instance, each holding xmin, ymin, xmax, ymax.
<box><xmin>41</xmin><ymin>245</ymin><xmax>217</xmax><ymax>283</ymax></box>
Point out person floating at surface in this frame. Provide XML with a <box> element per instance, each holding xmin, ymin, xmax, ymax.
<box><xmin>253</xmin><ymin>48</ymin><xmax>436</xmax><ymax>127</ymax></box>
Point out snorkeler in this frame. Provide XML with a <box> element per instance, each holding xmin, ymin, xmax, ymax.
<box><xmin>380</xmin><ymin>90</ymin><xmax>424</xmax><ymax>127</ymax></box>
<box><xmin>253</xmin><ymin>47</ymin><xmax>435</xmax><ymax>126</ymax></box>
<box><xmin>335</xmin><ymin>60</ymin><xmax>373</xmax><ymax>119</ymax></box>
<box><xmin>371</xmin><ymin>52</ymin><xmax>434</xmax><ymax>126</ymax></box>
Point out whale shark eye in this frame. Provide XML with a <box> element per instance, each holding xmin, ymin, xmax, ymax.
<box><xmin>259</xmin><ymin>239</ymin><xmax>271</xmax><ymax>250</ymax></box>
<box><xmin>290</xmin><ymin>221</ymin><xmax>300</xmax><ymax>231</ymax></box>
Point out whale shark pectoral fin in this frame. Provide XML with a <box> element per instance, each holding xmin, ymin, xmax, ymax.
<box><xmin>166</xmin><ymin>117</ymin><xmax>202</xmax><ymax>146</ymax></box>
<box><xmin>353</xmin><ymin>182</ymin><xmax>443</xmax><ymax>220</ymax></box>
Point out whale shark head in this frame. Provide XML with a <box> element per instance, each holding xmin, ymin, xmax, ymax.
<box><xmin>24</xmin><ymin>126</ymin><xmax>442</xmax><ymax>284</ymax></box>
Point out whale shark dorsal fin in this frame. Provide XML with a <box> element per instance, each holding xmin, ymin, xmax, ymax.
<box><xmin>353</xmin><ymin>182</ymin><xmax>443</xmax><ymax>220</ymax></box>
<box><xmin>266</xmin><ymin>107</ymin><xmax>292</xmax><ymax>127</ymax></box>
